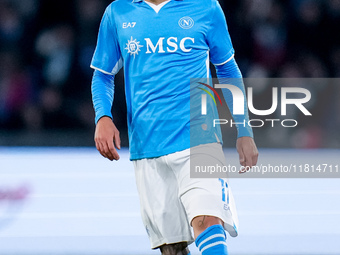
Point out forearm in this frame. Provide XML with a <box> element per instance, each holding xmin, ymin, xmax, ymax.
<box><xmin>91</xmin><ymin>70</ymin><xmax>115</xmax><ymax>124</ymax></box>
<box><xmin>215</xmin><ymin>58</ymin><xmax>253</xmax><ymax>138</ymax></box>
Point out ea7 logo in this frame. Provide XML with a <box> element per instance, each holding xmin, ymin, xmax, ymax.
<box><xmin>123</xmin><ymin>22</ymin><xmax>136</xmax><ymax>29</ymax></box>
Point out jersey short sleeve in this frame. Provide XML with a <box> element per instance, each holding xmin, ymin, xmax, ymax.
<box><xmin>207</xmin><ymin>1</ymin><xmax>235</xmax><ymax>65</ymax></box>
<box><xmin>90</xmin><ymin>6</ymin><xmax>123</xmax><ymax>75</ymax></box>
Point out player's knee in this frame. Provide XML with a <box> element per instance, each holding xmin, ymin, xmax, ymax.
<box><xmin>159</xmin><ymin>242</ymin><xmax>190</xmax><ymax>255</ymax></box>
<box><xmin>192</xmin><ymin>216</ymin><xmax>223</xmax><ymax>238</ymax></box>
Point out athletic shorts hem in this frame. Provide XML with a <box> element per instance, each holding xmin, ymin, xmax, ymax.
<box><xmin>151</xmin><ymin>235</ymin><xmax>195</xmax><ymax>249</ymax></box>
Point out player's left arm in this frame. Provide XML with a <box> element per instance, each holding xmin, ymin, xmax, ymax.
<box><xmin>216</xmin><ymin>58</ymin><xmax>259</xmax><ymax>170</ymax></box>
<box><xmin>207</xmin><ymin>0</ymin><xmax>258</xmax><ymax>169</ymax></box>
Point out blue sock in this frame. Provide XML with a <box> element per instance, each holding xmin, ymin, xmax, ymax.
<box><xmin>195</xmin><ymin>225</ymin><xmax>228</xmax><ymax>255</ymax></box>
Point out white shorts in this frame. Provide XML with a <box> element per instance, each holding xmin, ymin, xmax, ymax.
<box><xmin>133</xmin><ymin>143</ymin><xmax>238</xmax><ymax>249</ymax></box>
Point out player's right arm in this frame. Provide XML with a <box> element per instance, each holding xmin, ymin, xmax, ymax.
<box><xmin>92</xmin><ymin>70</ymin><xmax>121</xmax><ymax>161</ymax></box>
<box><xmin>90</xmin><ymin>5</ymin><xmax>123</xmax><ymax>161</ymax></box>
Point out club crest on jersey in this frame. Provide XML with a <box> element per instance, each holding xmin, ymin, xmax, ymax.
<box><xmin>179</xmin><ymin>17</ymin><xmax>194</xmax><ymax>29</ymax></box>
<box><xmin>125</xmin><ymin>36</ymin><xmax>143</xmax><ymax>57</ymax></box>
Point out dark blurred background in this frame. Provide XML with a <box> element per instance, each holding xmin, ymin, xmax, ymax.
<box><xmin>0</xmin><ymin>0</ymin><xmax>339</xmax><ymax>148</ymax></box>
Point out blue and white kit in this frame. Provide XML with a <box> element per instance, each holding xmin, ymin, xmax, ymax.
<box><xmin>91</xmin><ymin>0</ymin><xmax>254</xmax><ymax>251</ymax></box>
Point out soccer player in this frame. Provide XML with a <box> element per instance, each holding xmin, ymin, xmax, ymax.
<box><xmin>91</xmin><ymin>0</ymin><xmax>259</xmax><ymax>254</ymax></box>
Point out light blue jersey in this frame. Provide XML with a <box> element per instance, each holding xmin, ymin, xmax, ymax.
<box><xmin>91</xmin><ymin>0</ymin><xmax>251</xmax><ymax>160</ymax></box>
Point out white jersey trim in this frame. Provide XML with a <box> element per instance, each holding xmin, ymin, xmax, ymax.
<box><xmin>90</xmin><ymin>65</ymin><xmax>113</xmax><ymax>75</ymax></box>
<box><xmin>214</xmin><ymin>54</ymin><xmax>235</xmax><ymax>66</ymax></box>
<box><xmin>90</xmin><ymin>57</ymin><xmax>123</xmax><ymax>76</ymax></box>
<box><xmin>206</xmin><ymin>50</ymin><xmax>210</xmax><ymax>79</ymax></box>
<box><xmin>111</xmin><ymin>57</ymin><xmax>123</xmax><ymax>75</ymax></box>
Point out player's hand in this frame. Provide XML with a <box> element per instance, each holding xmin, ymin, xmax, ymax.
<box><xmin>94</xmin><ymin>116</ymin><xmax>121</xmax><ymax>161</ymax></box>
<box><xmin>236</xmin><ymin>137</ymin><xmax>258</xmax><ymax>173</ymax></box>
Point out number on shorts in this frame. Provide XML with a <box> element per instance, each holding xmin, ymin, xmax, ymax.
<box><xmin>219</xmin><ymin>178</ymin><xmax>229</xmax><ymax>203</ymax></box>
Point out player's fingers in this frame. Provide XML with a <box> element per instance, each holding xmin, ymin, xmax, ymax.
<box><xmin>238</xmin><ymin>149</ymin><xmax>246</xmax><ymax>167</ymax></box>
<box><xmin>253</xmin><ymin>151</ymin><xmax>259</xmax><ymax>166</ymax></box>
<box><xmin>95</xmin><ymin>134</ymin><xmax>114</xmax><ymax>161</ymax></box>
<box><xmin>96</xmin><ymin>141</ymin><xmax>109</xmax><ymax>159</ymax></box>
<box><xmin>246</xmin><ymin>146</ymin><xmax>259</xmax><ymax>168</ymax></box>
<box><xmin>114</xmin><ymin>129</ymin><xmax>121</xmax><ymax>150</ymax></box>
<box><xmin>95</xmin><ymin>140</ymin><xmax>101</xmax><ymax>153</ymax></box>
<box><xmin>238</xmin><ymin>149</ymin><xmax>249</xmax><ymax>174</ymax></box>
<box><xmin>107</xmin><ymin>140</ymin><xmax>120</xmax><ymax>161</ymax></box>
<box><xmin>240</xmin><ymin>157</ymin><xmax>252</xmax><ymax>174</ymax></box>
<box><xmin>244</xmin><ymin>153</ymin><xmax>254</xmax><ymax>168</ymax></box>
<box><xmin>103</xmin><ymin>140</ymin><xmax>116</xmax><ymax>161</ymax></box>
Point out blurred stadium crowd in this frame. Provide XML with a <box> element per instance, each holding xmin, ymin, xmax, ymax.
<box><xmin>0</xmin><ymin>0</ymin><xmax>339</xmax><ymax>148</ymax></box>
